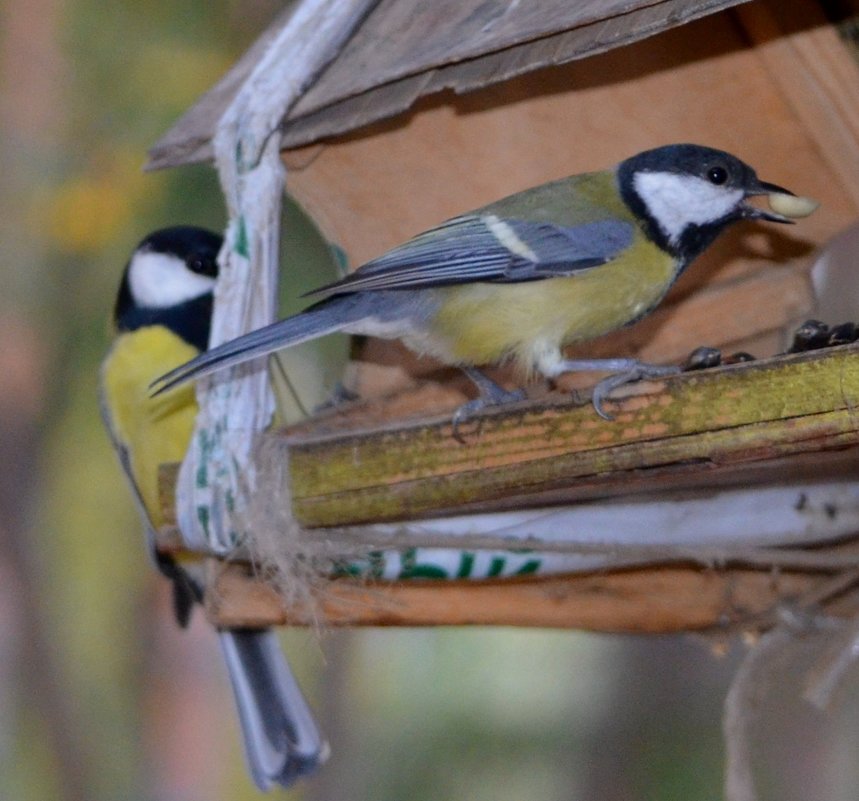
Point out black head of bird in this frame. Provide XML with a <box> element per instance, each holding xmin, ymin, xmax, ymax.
<box><xmin>113</xmin><ymin>225</ymin><xmax>222</xmax><ymax>350</ymax></box>
<box><xmin>617</xmin><ymin>143</ymin><xmax>793</xmax><ymax>265</ymax></box>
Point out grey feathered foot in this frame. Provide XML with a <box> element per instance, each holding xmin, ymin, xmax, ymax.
<box><xmin>549</xmin><ymin>358</ymin><xmax>680</xmax><ymax>420</ymax></box>
<box><xmin>219</xmin><ymin>629</ymin><xmax>328</xmax><ymax>791</ymax></box>
<box><xmin>452</xmin><ymin>368</ymin><xmax>526</xmax><ymax>439</ymax></box>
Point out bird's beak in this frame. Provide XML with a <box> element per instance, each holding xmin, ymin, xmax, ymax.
<box><xmin>742</xmin><ymin>178</ymin><xmax>796</xmax><ymax>224</ymax></box>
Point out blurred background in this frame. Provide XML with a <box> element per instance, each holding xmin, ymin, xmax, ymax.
<box><xmin>3</xmin><ymin>2</ymin><xmax>859</xmax><ymax>800</ymax></box>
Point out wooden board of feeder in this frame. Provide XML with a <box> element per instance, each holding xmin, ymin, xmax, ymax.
<box><xmin>148</xmin><ymin>0</ymin><xmax>755</xmax><ymax>169</ymax></box>
<box><xmin>278</xmin><ymin>344</ymin><xmax>859</xmax><ymax>527</ymax></box>
<box><xmin>158</xmin><ymin>344</ymin><xmax>859</xmax><ymax>531</ymax></box>
<box><xmin>204</xmin><ymin>556</ymin><xmax>859</xmax><ymax>632</ymax></box>
<box><xmin>156</xmin><ymin>344</ymin><xmax>859</xmax><ymax>631</ymax></box>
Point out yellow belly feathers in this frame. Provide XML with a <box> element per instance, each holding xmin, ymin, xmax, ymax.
<box><xmin>102</xmin><ymin>326</ymin><xmax>199</xmax><ymax>528</ymax></box>
<box><xmin>432</xmin><ymin>233</ymin><xmax>678</xmax><ymax>373</ymax></box>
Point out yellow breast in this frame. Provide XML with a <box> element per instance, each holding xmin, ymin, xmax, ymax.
<box><xmin>431</xmin><ymin>234</ymin><xmax>678</xmax><ymax>374</ymax></box>
<box><xmin>101</xmin><ymin>327</ymin><xmax>199</xmax><ymax>527</ymax></box>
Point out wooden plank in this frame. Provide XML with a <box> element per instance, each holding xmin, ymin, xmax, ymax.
<box><xmin>292</xmin><ymin>0</ymin><xmax>742</xmax><ymax>109</ymax></box>
<box><xmin>204</xmin><ymin>558</ymin><xmax>859</xmax><ymax>632</ymax></box>
<box><xmin>147</xmin><ymin>0</ymin><xmax>751</xmax><ymax>168</ymax></box>
<box><xmin>280</xmin><ymin>344</ymin><xmax>859</xmax><ymax>527</ymax></box>
<box><xmin>279</xmin><ymin>0</ymin><xmax>750</xmax><ymax>149</ymax></box>
<box><xmin>154</xmin><ymin>343</ymin><xmax>859</xmax><ymax>633</ymax></box>
<box><xmin>158</xmin><ymin>343</ymin><xmax>859</xmax><ymax>533</ymax></box>
<box><xmin>737</xmin><ymin>0</ymin><xmax>859</xmax><ymax>208</ymax></box>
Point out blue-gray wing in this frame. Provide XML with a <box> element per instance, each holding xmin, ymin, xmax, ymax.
<box><xmin>306</xmin><ymin>214</ymin><xmax>634</xmax><ymax>299</ymax></box>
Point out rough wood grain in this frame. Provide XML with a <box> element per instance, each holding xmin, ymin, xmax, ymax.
<box><xmin>737</xmin><ymin>0</ymin><xmax>859</xmax><ymax>208</ymax></box>
<box><xmin>281</xmin><ymin>344</ymin><xmax>859</xmax><ymax>527</ymax></box>
<box><xmin>149</xmin><ymin>343</ymin><xmax>859</xmax><ymax>631</ymax></box>
<box><xmin>147</xmin><ymin>0</ymin><xmax>751</xmax><ymax>168</ymax></box>
<box><xmin>205</xmin><ymin>558</ymin><xmax>859</xmax><ymax>631</ymax></box>
<box><xmin>278</xmin><ymin>0</ymin><xmax>750</xmax><ymax>149</ymax></box>
<box><xmin>158</xmin><ymin>343</ymin><xmax>859</xmax><ymax>534</ymax></box>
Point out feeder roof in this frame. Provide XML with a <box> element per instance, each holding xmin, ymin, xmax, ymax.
<box><xmin>147</xmin><ymin>0</ymin><xmax>751</xmax><ymax>170</ymax></box>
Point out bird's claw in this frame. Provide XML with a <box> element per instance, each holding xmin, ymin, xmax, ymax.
<box><xmin>451</xmin><ymin>386</ymin><xmax>526</xmax><ymax>442</ymax></box>
<box><xmin>591</xmin><ymin>363</ymin><xmax>681</xmax><ymax>420</ymax></box>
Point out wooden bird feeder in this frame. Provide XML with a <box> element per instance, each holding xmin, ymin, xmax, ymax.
<box><xmin>150</xmin><ymin>0</ymin><xmax>859</xmax><ymax>635</ymax></box>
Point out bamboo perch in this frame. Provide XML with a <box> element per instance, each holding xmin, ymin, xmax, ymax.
<box><xmin>281</xmin><ymin>343</ymin><xmax>859</xmax><ymax>527</ymax></box>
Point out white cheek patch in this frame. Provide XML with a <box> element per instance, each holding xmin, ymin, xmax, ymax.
<box><xmin>128</xmin><ymin>250</ymin><xmax>216</xmax><ymax>308</ymax></box>
<box><xmin>634</xmin><ymin>171</ymin><xmax>744</xmax><ymax>245</ymax></box>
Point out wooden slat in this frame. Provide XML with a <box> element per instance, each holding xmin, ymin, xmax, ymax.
<box><xmin>278</xmin><ymin>344</ymin><xmax>859</xmax><ymax>527</ymax></box>
<box><xmin>151</xmin><ymin>343</ymin><xmax>859</xmax><ymax>632</ymax></box>
<box><xmin>291</xmin><ymin>0</ymin><xmax>739</xmax><ymax>110</ymax></box>
<box><xmin>159</xmin><ymin>343</ymin><xmax>859</xmax><ymax>533</ymax></box>
<box><xmin>278</xmin><ymin>0</ymin><xmax>750</xmax><ymax>149</ymax></box>
<box><xmin>737</xmin><ymin>0</ymin><xmax>859</xmax><ymax>208</ymax></box>
<box><xmin>147</xmin><ymin>0</ymin><xmax>751</xmax><ymax>169</ymax></box>
<box><xmin>205</xmin><ymin>558</ymin><xmax>859</xmax><ymax>632</ymax></box>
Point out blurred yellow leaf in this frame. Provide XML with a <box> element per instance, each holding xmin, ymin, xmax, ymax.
<box><xmin>39</xmin><ymin>148</ymin><xmax>165</xmax><ymax>254</ymax></box>
<box><xmin>46</xmin><ymin>177</ymin><xmax>128</xmax><ymax>252</ymax></box>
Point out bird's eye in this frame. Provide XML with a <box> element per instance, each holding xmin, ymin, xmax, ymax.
<box><xmin>188</xmin><ymin>256</ymin><xmax>208</xmax><ymax>274</ymax></box>
<box><xmin>707</xmin><ymin>166</ymin><xmax>728</xmax><ymax>185</ymax></box>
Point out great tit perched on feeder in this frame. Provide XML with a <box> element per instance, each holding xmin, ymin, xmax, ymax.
<box><xmin>99</xmin><ymin>227</ymin><xmax>327</xmax><ymax>791</ymax></box>
<box><xmin>153</xmin><ymin>144</ymin><xmax>813</xmax><ymax>423</ymax></box>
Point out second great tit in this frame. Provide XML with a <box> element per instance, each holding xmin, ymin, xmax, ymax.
<box><xmin>99</xmin><ymin>227</ymin><xmax>327</xmax><ymax>791</ymax></box>
<box><xmin>154</xmin><ymin>144</ymin><xmax>802</xmax><ymax>422</ymax></box>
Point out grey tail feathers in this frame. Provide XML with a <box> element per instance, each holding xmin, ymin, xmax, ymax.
<box><xmin>151</xmin><ymin>296</ymin><xmax>363</xmax><ymax>395</ymax></box>
<box><xmin>219</xmin><ymin>629</ymin><xmax>328</xmax><ymax>791</ymax></box>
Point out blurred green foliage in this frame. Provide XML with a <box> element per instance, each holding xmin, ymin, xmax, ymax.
<box><xmin>1</xmin><ymin>2</ymin><xmax>306</xmax><ymax>800</ymax></box>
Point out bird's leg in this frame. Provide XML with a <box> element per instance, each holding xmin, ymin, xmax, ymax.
<box><xmin>541</xmin><ymin>357</ymin><xmax>680</xmax><ymax>420</ymax></box>
<box><xmin>451</xmin><ymin>367</ymin><xmax>526</xmax><ymax>436</ymax></box>
<box><xmin>313</xmin><ymin>382</ymin><xmax>360</xmax><ymax>413</ymax></box>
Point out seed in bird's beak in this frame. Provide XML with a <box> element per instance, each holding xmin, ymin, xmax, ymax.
<box><xmin>767</xmin><ymin>192</ymin><xmax>819</xmax><ymax>219</ymax></box>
